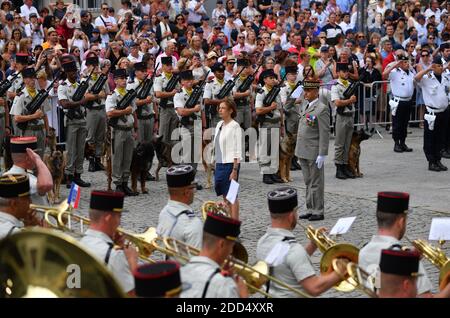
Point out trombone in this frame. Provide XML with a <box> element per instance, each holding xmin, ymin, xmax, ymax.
<box><xmin>298</xmin><ymin>223</ymin><xmax>359</xmax><ymax>292</ymax></box>
<box><xmin>407</xmin><ymin>237</ymin><xmax>450</xmax><ymax>290</ymax></box>
<box><xmin>332</xmin><ymin>259</ymin><xmax>378</xmax><ymax>298</ymax></box>
<box><xmin>29</xmin><ymin>200</ymin><xmax>71</xmax><ymax>228</ymax></box>
<box><xmin>151</xmin><ymin>235</ymin><xmax>312</xmax><ymax>298</ymax></box>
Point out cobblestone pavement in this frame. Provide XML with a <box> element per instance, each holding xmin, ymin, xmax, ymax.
<box><xmin>58</xmin><ymin>127</ymin><xmax>449</xmax><ymax>298</ymax></box>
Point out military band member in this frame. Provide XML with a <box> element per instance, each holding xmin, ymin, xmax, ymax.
<box><xmin>0</xmin><ymin>174</ymin><xmax>32</xmax><ymax>239</ymax></box>
<box><xmin>331</xmin><ymin>63</ymin><xmax>356</xmax><ymax>180</ymax></box>
<box><xmin>154</xmin><ymin>56</ymin><xmax>179</xmax><ymax>145</ymax></box>
<box><xmin>3</xmin><ymin>137</ymin><xmax>52</xmax><ymax>206</ymax></box>
<box><xmin>128</xmin><ymin>61</ymin><xmax>156</xmax><ymax>143</ymax></box>
<box><xmin>358</xmin><ymin>192</ymin><xmax>434</xmax><ymax>297</ymax></box>
<box><xmin>232</xmin><ymin>58</ymin><xmax>253</xmax><ymax>131</ymax></box>
<box><xmin>415</xmin><ymin>56</ymin><xmax>450</xmax><ymax>172</ymax></box>
<box><xmin>84</xmin><ymin>56</ymin><xmax>109</xmax><ymax>172</ymax></box>
<box><xmin>105</xmin><ymin>69</ymin><xmax>138</xmax><ymax>196</ymax></box>
<box><xmin>295</xmin><ymin>80</ymin><xmax>330</xmax><ymax>221</ymax></box>
<box><xmin>133</xmin><ymin>261</ymin><xmax>182</xmax><ymax>298</ymax></box>
<box><xmin>382</xmin><ymin>54</ymin><xmax>415</xmax><ymax>153</ymax></box>
<box><xmin>79</xmin><ymin>190</ymin><xmax>138</xmax><ymax>295</ymax></box>
<box><xmin>180</xmin><ymin>211</ymin><xmax>248</xmax><ymax>298</ymax></box>
<box><xmin>10</xmin><ymin>67</ymin><xmax>49</xmax><ymax>158</ymax></box>
<box><xmin>255</xmin><ymin>69</ymin><xmax>284</xmax><ymax>185</ymax></box>
<box><xmin>6</xmin><ymin>53</ymin><xmax>28</xmax><ymax>102</ymax></box>
<box><xmin>256</xmin><ymin>187</ymin><xmax>347</xmax><ymax>297</ymax></box>
<box><xmin>157</xmin><ymin>165</ymin><xmax>203</xmax><ymax>249</ymax></box>
<box><xmin>58</xmin><ymin>60</ymin><xmax>91</xmax><ymax>188</ymax></box>
<box><xmin>203</xmin><ymin>62</ymin><xmax>227</xmax><ymax>129</ymax></box>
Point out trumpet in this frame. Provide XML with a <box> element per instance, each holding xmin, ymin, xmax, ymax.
<box><xmin>407</xmin><ymin>237</ymin><xmax>450</xmax><ymax>290</ymax></box>
<box><xmin>298</xmin><ymin>223</ymin><xmax>359</xmax><ymax>292</ymax></box>
<box><xmin>29</xmin><ymin>200</ymin><xmax>71</xmax><ymax>228</ymax></box>
<box><xmin>332</xmin><ymin>259</ymin><xmax>378</xmax><ymax>298</ymax></box>
<box><xmin>152</xmin><ymin>236</ymin><xmax>312</xmax><ymax>298</ymax></box>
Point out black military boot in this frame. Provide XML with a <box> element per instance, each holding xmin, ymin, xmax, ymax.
<box><xmin>95</xmin><ymin>157</ymin><xmax>105</xmax><ymax>171</ymax></box>
<box><xmin>116</xmin><ymin>183</ymin><xmax>125</xmax><ymax>193</ymax></box>
<box><xmin>394</xmin><ymin>140</ymin><xmax>404</xmax><ymax>153</ymax></box>
<box><xmin>441</xmin><ymin>149</ymin><xmax>450</xmax><ymax>159</ymax></box>
<box><xmin>429</xmin><ymin>162</ymin><xmax>441</xmax><ymax>172</ymax></box>
<box><xmin>400</xmin><ymin>140</ymin><xmax>413</xmax><ymax>152</ymax></box>
<box><xmin>88</xmin><ymin>157</ymin><xmax>96</xmax><ymax>172</ymax></box>
<box><xmin>66</xmin><ymin>174</ymin><xmax>74</xmax><ymax>189</ymax></box>
<box><xmin>290</xmin><ymin>157</ymin><xmax>298</xmax><ymax>171</ymax></box>
<box><xmin>263</xmin><ymin>174</ymin><xmax>274</xmax><ymax>184</ymax></box>
<box><xmin>73</xmin><ymin>173</ymin><xmax>91</xmax><ymax>187</ymax></box>
<box><xmin>343</xmin><ymin>165</ymin><xmax>356</xmax><ymax>179</ymax></box>
<box><xmin>436</xmin><ymin>160</ymin><xmax>448</xmax><ymax>171</ymax></box>
<box><xmin>335</xmin><ymin>164</ymin><xmax>347</xmax><ymax>179</ymax></box>
<box><xmin>271</xmin><ymin>174</ymin><xmax>285</xmax><ymax>183</ymax></box>
<box><xmin>291</xmin><ymin>157</ymin><xmax>302</xmax><ymax>170</ymax></box>
<box><xmin>122</xmin><ymin>182</ymin><xmax>138</xmax><ymax>196</ymax></box>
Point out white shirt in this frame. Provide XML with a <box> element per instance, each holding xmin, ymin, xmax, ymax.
<box><xmin>127</xmin><ymin>52</ymin><xmax>143</xmax><ymax>64</ymax></box>
<box><xmin>0</xmin><ymin>211</ymin><xmax>23</xmax><ymax>240</ymax></box>
<box><xmin>388</xmin><ymin>68</ymin><xmax>415</xmax><ymax>99</ymax></box>
<box><xmin>213</xmin><ymin>120</ymin><xmax>242</xmax><ymax>164</ymax></box>
<box><xmin>94</xmin><ymin>15</ymin><xmax>117</xmax><ymax>48</ymax></box>
<box><xmin>359</xmin><ymin>235</ymin><xmax>432</xmax><ymax>295</ymax></box>
<box><xmin>424</xmin><ymin>8</ymin><xmax>441</xmax><ymax>24</ymax></box>
<box><xmin>24</xmin><ymin>23</ymin><xmax>44</xmax><ymax>48</ymax></box>
<box><xmin>188</xmin><ymin>0</ymin><xmax>207</xmax><ymax>24</ymax></box>
<box><xmin>417</xmin><ymin>71</ymin><xmax>450</xmax><ymax>112</ymax></box>
<box><xmin>20</xmin><ymin>4</ymin><xmax>39</xmax><ymax>22</ymax></box>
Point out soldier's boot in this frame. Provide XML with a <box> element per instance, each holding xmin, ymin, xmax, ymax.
<box><xmin>116</xmin><ymin>183</ymin><xmax>125</xmax><ymax>193</ymax></box>
<box><xmin>436</xmin><ymin>160</ymin><xmax>448</xmax><ymax>171</ymax></box>
<box><xmin>262</xmin><ymin>174</ymin><xmax>274</xmax><ymax>184</ymax></box>
<box><xmin>394</xmin><ymin>140</ymin><xmax>404</xmax><ymax>153</ymax></box>
<box><xmin>429</xmin><ymin>162</ymin><xmax>441</xmax><ymax>172</ymax></box>
<box><xmin>441</xmin><ymin>148</ymin><xmax>450</xmax><ymax>159</ymax></box>
<box><xmin>343</xmin><ymin>164</ymin><xmax>356</xmax><ymax>179</ymax></box>
<box><xmin>66</xmin><ymin>174</ymin><xmax>74</xmax><ymax>189</ymax></box>
<box><xmin>94</xmin><ymin>157</ymin><xmax>105</xmax><ymax>171</ymax></box>
<box><xmin>271</xmin><ymin>173</ymin><xmax>285</xmax><ymax>183</ymax></box>
<box><xmin>400</xmin><ymin>139</ymin><xmax>413</xmax><ymax>152</ymax></box>
<box><xmin>290</xmin><ymin>157</ymin><xmax>298</xmax><ymax>171</ymax></box>
<box><xmin>88</xmin><ymin>157</ymin><xmax>96</xmax><ymax>172</ymax></box>
<box><xmin>122</xmin><ymin>182</ymin><xmax>138</xmax><ymax>196</ymax></box>
<box><xmin>335</xmin><ymin>164</ymin><xmax>347</xmax><ymax>179</ymax></box>
<box><xmin>73</xmin><ymin>173</ymin><xmax>91</xmax><ymax>187</ymax></box>
<box><xmin>292</xmin><ymin>156</ymin><xmax>302</xmax><ymax>170</ymax></box>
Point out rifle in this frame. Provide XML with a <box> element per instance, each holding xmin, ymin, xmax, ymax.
<box><xmin>108</xmin><ymin>74</ymin><xmax>149</xmax><ymax>127</ymax></box>
<box><xmin>338</xmin><ymin>67</ymin><xmax>368</xmax><ymax>115</ymax></box>
<box><xmin>237</xmin><ymin>63</ymin><xmax>261</xmax><ymax>92</ymax></box>
<box><xmin>164</xmin><ymin>58</ymin><xmax>187</xmax><ymax>92</ymax></box>
<box><xmin>285</xmin><ymin>67</ymin><xmax>313</xmax><ymax>100</ymax></box>
<box><xmin>180</xmin><ymin>71</ymin><xmax>210</xmax><ymax>127</ymax></box>
<box><xmin>85</xmin><ymin>72</ymin><xmax>108</xmax><ymax>109</ymax></box>
<box><xmin>256</xmin><ymin>73</ymin><xmax>287</xmax><ymax>125</ymax></box>
<box><xmin>137</xmin><ymin>63</ymin><xmax>159</xmax><ymax>99</ymax></box>
<box><xmin>0</xmin><ymin>71</ymin><xmax>21</xmax><ymax>97</ymax></box>
<box><xmin>216</xmin><ymin>67</ymin><xmax>245</xmax><ymax>99</ymax></box>
<box><xmin>66</xmin><ymin>68</ymin><xmax>94</xmax><ymax>120</ymax></box>
<box><xmin>17</xmin><ymin>74</ymin><xmax>61</xmax><ymax>131</ymax></box>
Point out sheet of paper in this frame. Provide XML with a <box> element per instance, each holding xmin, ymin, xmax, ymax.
<box><xmin>329</xmin><ymin>216</ymin><xmax>357</xmax><ymax>235</ymax></box>
<box><xmin>265</xmin><ymin>242</ymin><xmax>290</xmax><ymax>267</ymax></box>
<box><xmin>291</xmin><ymin>85</ymin><xmax>304</xmax><ymax>99</ymax></box>
<box><xmin>226</xmin><ymin>179</ymin><xmax>239</xmax><ymax>204</ymax></box>
<box><xmin>429</xmin><ymin>218</ymin><xmax>450</xmax><ymax>241</ymax></box>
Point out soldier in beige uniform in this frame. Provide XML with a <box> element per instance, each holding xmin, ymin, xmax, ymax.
<box><xmin>105</xmin><ymin>69</ymin><xmax>137</xmax><ymax>196</ymax></box>
<box><xmin>10</xmin><ymin>68</ymin><xmax>50</xmax><ymax>159</ymax></box>
<box><xmin>0</xmin><ymin>174</ymin><xmax>32</xmax><ymax>240</ymax></box>
<box><xmin>58</xmin><ymin>60</ymin><xmax>90</xmax><ymax>188</ymax></box>
<box><xmin>154</xmin><ymin>56</ymin><xmax>179</xmax><ymax>145</ymax></box>
<box><xmin>128</xmin><ymin>62</ymin><xmax>156</xmax><ymax>144</ymax></box>
<box><xmin>84</xmin><ymin>56</ymin><xmax>109</xmax><ymax>172</ymax></box>
<box><xmin>180</xmin><ymin>211</ymin><xmax>248</xmax><ymax>298</ymax></box>
<box><xmin>203</xmin><ymin>62</ymin><xmax>227</xmax><ymax>129</ymax></box>
<box><xmin>255</xmin><ymin>69</ymin><xmax>284</xmax><ymax>184</ymax></box>
<box><xmin>295</xmin><ymin>80</ymin><xmax>330</xmax><ymax>221</ymax></box>
<box><xmin>331</xmin><ymin>63</ymin><xmax>356</xmax><ymax>180</ymax></box>
<box><xmin>256</xmin><ymin>187</ymin><xmax>347</xmax><ymax>298</ymax></box>
<box><xmin>6</xmin><ymin>53</ymin><xmax>28</xmax><ymax>102</ymax></box>
<box><xmin>232</xmin><ymin>58</ymin><xmax>253</xmax><ymax>130</ymax></box>
<box><xmin>79</xmin><ymin>190</ymin><xmax>138</xmax><ymax>295</ymax></box>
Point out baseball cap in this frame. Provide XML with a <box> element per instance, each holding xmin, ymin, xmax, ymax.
<box><xmin>320</xmin><ymin>45</ymin><xmax>330</xmax><ymax>53</ymax></box>
<box><xmin>273</xmin><ymin>44</ymin><xmax>282</xmax><ymax>52</ymax></box>
<box><xmin>196</xmin><ymin>27</ymin><xmax>204</xmax><ymax>33</ymax></box>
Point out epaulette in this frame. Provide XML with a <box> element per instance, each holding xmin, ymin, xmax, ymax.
<box><xmin>282</xmin><ymin>236</ymin><xmax>296</xmax><ymax>244</ymax></box>
<box><xmin>256</xmin><ymin>87</ymin><xmax>264</xmax><ymax>94</ymax></box>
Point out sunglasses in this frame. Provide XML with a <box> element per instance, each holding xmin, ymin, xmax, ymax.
<box><xmin>238</xmin><ymin>36</ymin><xmax>245</xmax><ymax>39</ymax></box>
<box><xmin>421</xmin><ymin>54</ymin><xmax>429</xmax><ymax>57</ymax></box>
<box><xmin>102</xmin><ymin>7</ymin><xmax>108</xmax><ymax>10</ymax></box>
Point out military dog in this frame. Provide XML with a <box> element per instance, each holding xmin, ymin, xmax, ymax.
<box><xmin>46</xmin><ymin>127</ymin><xmax>57</xmax><ymax>153</ymax></box>
<box><xmin>278</xmin><ymin>132</ymin><xmax>297</xmax><ymax>183</ymax></box>
<box><xmin>153</xmin><ymin>135</ymin><xmax>173</xmax><ymax>181</ymax></box>
<box><xmin>348</xmin><ymin>128</ymin><xmax>374</xmax><ymax>178</ymax></box>
<box><xmin>44</xmin><ymin>150</ymin><xmax>66</xmax><ymax>204</ymax></box>
<box><xmin>84</xmin><ymin>141</ymin><xmax>95</xmax><ymax>161</ymax></box>
<box><xmin>130</xmin><ymin>141</ymin><xmax>155</xmax><ymax>194</ymax></box>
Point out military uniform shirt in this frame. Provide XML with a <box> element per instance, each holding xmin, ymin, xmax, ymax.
<box><xmin>127</xmin><ymin>78</ymin><xmax>154</xmax><ymax>115</ymax></box>
<box><xmin>0</xmin><ymin>211</ymin><xmax>22</xmax><ymax>240</ymax></box>
<box><xmin>255</xmin><ymin>86</ymin><xmax>282</xmax><ymax>123</ymax></box>
<box><xmin>79</xmin><ymin>229</ymin><xmax>134</xmax><ymax>293</ymax></box>
<box><xmin>331</xmin><ymin>79</ymin><xmax>355</xmax><ymax>114</ymax></box>
<box><xmin>105</xmin><ymin>88</ymin><xmax>136</xmax><ymax>127</ymax></box>
<box><xmin>416</xmin><ymin>71</ymin><xmax>450</xmax><ymax>112</ymax></box>
<box><xmin>174</xmin><ymin>88</ymin><xmax>201</xmax><ymax>121</ymax></box>
<box><xmin>10</xmin><ymin>87</ymin><xmax>51</xmax><ymax>126</ymax></box>
<box><xmin>180</xmin><ymin>256</ymin><xmax>239</xmax><ymax>298</ymax></box>
<box><xmin>154</xmin><ymin>73</ymin><xmax>177</xmax><ymax>106</ymax></box>
<box><xmin>280</xmin><ymin>82</ymin><xmax>302</xmax><ymax>114</ymax></box>
<box><xmin>256</xmin><ymin>227</ymin><xmax>315</xmax><ymax>298</ymax></box>
<box><xmin>57</xmin><ymin>79</ymin><xmax>86</xmax><ymax>124</ymax></box>
<box><xmin>388</xmin><ymin>68</ymin><xmax>415</xmax><ymax>99</ymax></box>
<box><xmin>358</xmin><ymin>235</ymin><xmax>432</xmax><ymax>295</ymax></box>
<box><xmin>232</xmin><ymin>76</ymin><xmax>252</xmax><ymax>105</ymax></box>
<box><xmin>203</xmin><ymin>78</ymin><xmax>226</xmax><ymax>100</ymax></box>
<box><xmin>157</xmin><ymin>199</ymin><xmax>202</xmax><ymax>249</ymax></box>
<box><xmin>87</xmin><ymin>74</ymin><xmax>110</xmax><ymax>107</ymax></box>
<box><xmin>3</xmin><ymin>165</ymin><xmax>47</xmax><ymax>205</ymax></box>
<box><xmin>7</xmin><ymin>73</ymin><xmax>23</xmax><ymax>97</ymax></box>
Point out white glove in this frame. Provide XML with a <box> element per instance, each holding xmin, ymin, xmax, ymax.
<box><xmin>315</xmin><ymin>155</ymin><xmax>326</xmax><ymax>169</ymax></box>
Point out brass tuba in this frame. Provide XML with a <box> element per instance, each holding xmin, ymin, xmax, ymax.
<box><xmin>201</xmin><ymin>201</ymin><xmax>249</xmax><ymax>263</ymax></box>
<box><xmin>0</xmin><ymin>228</ymin><xmax>124</xmax><ymax>297</ymax></box>
<box><xmin>408</xmin><ymin>237</ymin><xmax>450</xmax><ymax>290</ymax></box>
<box><xmin>298</xmin><ymin>223</ymin><xmax>359</xmax><ymax>292</ymax></box>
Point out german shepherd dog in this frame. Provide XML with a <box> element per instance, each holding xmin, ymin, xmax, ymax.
<box><xmin>44</xmin><ymin>150</ymin><xmax>66</xmax><ymax>204</ymax></box>
<box><xmin>130</xmin><ymin>141</ymin><xmax>155</xmax><ymax>194</ymax></box>
<box><xmin>153</xmin><ymin>136</ymin><xmax>173</xmax><ymax>181</ymax></box>
<box><xmin>348</xmin><ymin>128</ymin><xmax>374</xmax><ymax>178</ymax></box>
<box><xmin>278</xmin><ymin>132</ymin><xmax>297</xmax><ymax>183</ymax></box>
<box><xmin>84</xmin><ymin>141</ymin><xmax>96</xmax><ymax>160</ymax></box>
<box><xmin>46</xmin><ymin>127</ymin><xmax>57</xmax><ymax>153</ymax></box>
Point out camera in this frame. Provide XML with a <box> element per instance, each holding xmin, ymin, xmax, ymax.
<box><xmin>367</xmin><ymin>44</ymin><xmax>376</xmax><ymax>53</ymax></box>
